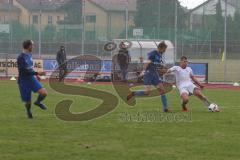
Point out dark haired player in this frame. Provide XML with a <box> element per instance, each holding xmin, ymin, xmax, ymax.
<box><xmin>17</xmin><ymin>40</ymin><xmax>48</xmax><ymax>119</ymax></box>
<box><xmin>166</xmin><ymin>56</ymin><xmax>219</xmax><ymax>112</ymax></box>
<box><xmin>127</xmin><ymin>41</ymin><xmax>170</xmax><ymax>112</ymax></box>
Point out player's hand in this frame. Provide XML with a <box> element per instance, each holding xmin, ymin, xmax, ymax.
<box><xmin>36</xmin><ymin>75</ymin><xmax>41</xmax><ymax>81</ymax></box>
<box><xmin>38</xmin><ymin>71</ymin><xmax>46</xmax><ymax>76</ymax></box>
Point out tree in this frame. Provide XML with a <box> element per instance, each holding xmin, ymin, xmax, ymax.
<box><xmin>232</xmin><ymin>11</ymin><xmax>240</xmax><ymax>41</ymax></box>
<box><xmin>226</xmin><ymin>15</ymin><xmax>234</xmax><ymax>40</ymax></box>
<box><xmin>11</xmin><ymin>21</ymin><xmax>28</xmax><ymax>41</ymax></box>
<box><xmin>42</xmin><ymin>25</ymin><xmax>57</xmax><ymax>42</ymax></box>
<box><xmin>134</xmin><ymin>0</ymin><xmax>187</xmax><ymax>39</ymax></box>
<box><xmin>213</xmin><ymin>0</ymin><xmax>224</xmax><ymax>40</ymax></box>
<box><xmin>60</xmin><ymin>0</ymin><xmax>82</xmax><ymax>24</ymax></box>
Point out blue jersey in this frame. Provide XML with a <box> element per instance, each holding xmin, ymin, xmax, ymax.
<box><xmin>17</xmin><ymin>52</ymin><xmax>42</xmax><ymax>102</ymax></box>
<box><xmin>143</xmin><ymin>50</ymin><xmax>164</xmax><ymax>86</ymax></box>
<box><xmin>146</xmin><ymin>50</ymin><xmax>163</xmax><ymax>73</ymax></box>
<box><xmin>17</xmin><ymin>52</ymin><xmax>37</xmax><ymax>83</ymax></box>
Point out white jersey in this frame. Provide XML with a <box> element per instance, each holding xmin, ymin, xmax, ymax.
<box><xmin>169</xmin><ymin>66</ymin><xmax>194</xmax><ymax>89</ymax></box>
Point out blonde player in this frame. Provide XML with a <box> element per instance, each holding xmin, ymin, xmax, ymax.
<box><xmin>166</xmin><ymin>56</ymin><xmax>219</xmax><ymax>112</ymax></box>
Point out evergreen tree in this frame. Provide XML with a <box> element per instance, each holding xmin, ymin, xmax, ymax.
<box><xmin>134</xmin><ymin>0</ymin><xmax>187</xmax><ymax>39</ymax></box>
<box><xmin>213</xmin><ymin>0</ymin><xmax>224</xmax><ymax>40</ymax></box>
<box><xmin>232</xmin><ymin>11</ymin><xmax>240</xmax><ymax>41</ymax></box>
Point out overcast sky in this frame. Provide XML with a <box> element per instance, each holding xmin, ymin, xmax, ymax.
<box><xmin>179</xmin><ymin>0</ymin><xmax>208</xmax><ymax>9</ymax></box>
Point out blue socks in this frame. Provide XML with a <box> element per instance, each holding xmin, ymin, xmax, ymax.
<box><xmin>36</xmin><ymin>94</ymin><xmax>46</xmax><ymax>104</ymax></box>
<box><xmin>133</xmin><ymin>91</ymin><xmax>168</xmax><ymax>111</ymax></box>
<box><xmin>161</xmin><ymin>94</ymin><xmax>168</xmax><ymax>110</ymax></box>
<box><xmin>34</xmin><ymin>94</ymin><xmax>47</xmax><ymax>110</ymax></box>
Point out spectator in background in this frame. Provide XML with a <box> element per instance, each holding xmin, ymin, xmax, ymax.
<box><xmin>139</xmin><ymin>56</ymin><xmax>144</xmax><ymax>63</ymax></box>
<box><xmin>56</xmin><ymin>46</ymin><xmax>67</xmax><ymax>82</ymax></box>
<box><xmin>117</xmin><ymin>42</ymin><xmax>131</xmax><ymax>81</ymax></box>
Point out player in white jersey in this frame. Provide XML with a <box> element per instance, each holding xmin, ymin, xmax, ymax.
<box><xmin>166</xmin><ymin>56</ymin><xmax>218</xmax><ymax>112</ymax></box>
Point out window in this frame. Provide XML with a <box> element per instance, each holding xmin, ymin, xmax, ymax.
<box><xmin>48</xmin><ymin>15</ymin><xmax>53</xmax><ymax>24</ymax></box>
<box><xmin>33</xmin><ymin>15</ymin><xmax>38</xmax><ymax>24</ymax></box>
<box><xmin>86</xmin><ymin>31</ymin><xmax>96</xmax><ymax>40</ymax></box>
<box><xmin>86</xmin><ymin>15</ymin><xmax>96</xmax><ymax>23</ymax></box>
<box><xmin>57</xmin><ymin>16</ymin><xmax>60</xmax><ymax>22</ymax></box>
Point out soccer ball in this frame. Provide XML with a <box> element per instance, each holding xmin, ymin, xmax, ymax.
<box><xmin>208</xmin><ymin>103</ymin><xmax>220</xmax><ymax>112</ymax></box>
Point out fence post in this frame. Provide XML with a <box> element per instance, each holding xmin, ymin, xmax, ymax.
<box><xmin>209</xmin><ymin>30</ymin><xmax>212</xmax><ymax>58</ymax></box>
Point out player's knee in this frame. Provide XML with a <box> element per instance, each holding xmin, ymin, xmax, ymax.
<box><xmin>39</xmin><ymin>88</ymin><xmax>47</xmax><ymax>96</ymax></box>
<box><xmin>42</xmin><ymin>90</ymin><xmax>47</xmax><ymax>97</ymax></box>
<box><xmin>43</xmin><ymin>92</ymin><xmax>47</xmax><ymax>97</ymax></box>
<box><xmin>181</xmin><ymin>95</ymin><xmax>189</xmax><ymax>103</ymax></box>
<box><xmin>193</xmin><ymin>89</ymin><xmax>201</xmax><ymax>96</ymax></box>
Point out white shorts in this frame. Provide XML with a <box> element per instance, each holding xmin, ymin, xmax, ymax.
<box><xmin>178</xmin><ymin>84</ymin><xmax>198</xmax><ymax>95</ymax></box>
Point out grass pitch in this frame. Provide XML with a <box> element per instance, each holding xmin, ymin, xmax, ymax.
<box><xmin>0</xmin><ymin>81</ymin><xmax>239</xmax><ymax>160</ymax></box>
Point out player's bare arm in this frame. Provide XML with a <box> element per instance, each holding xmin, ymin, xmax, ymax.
<box><xmin>191</xmin><ymin>75</ymin><xmax>204</xmax><ymax>89</ymax></box>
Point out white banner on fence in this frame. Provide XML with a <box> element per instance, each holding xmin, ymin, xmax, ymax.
<box><xmin>0</xmin><ymin>59</ymin><xmax>43</xmax><ymax>77</ymax></box>
<box><xmin>0</xmin><ymin>24</ymin><xmax>10</xmax><ymax>33</ymax></box>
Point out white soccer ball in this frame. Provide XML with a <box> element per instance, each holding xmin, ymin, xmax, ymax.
<box><xmin>208</xmin><ymin>103</ymin><xmax>220</xmax><ymax>112</ymax></box>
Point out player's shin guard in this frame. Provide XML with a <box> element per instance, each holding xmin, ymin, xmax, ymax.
<box><xmin>198</xmin><ymin>95</ymin><xmax>211</xmax><ymax>107</ymax></box>
<box><xmin>36</xmin><ymin>94</ymin><xmax>46</xmax><ymax>104</ymax></box>
<box><xmin>202</xmin><ymin>99</ymin><xmax>211</xmax><ymax>107</ymax></box>
<box><xmin>25</xmin><ymin>103</ymin><xmax>33</xmax><ymax>119</ymax></box>
<box><xmin>161</xmin><ymin>94</ymin><xmax>168</xmax><ymax>111</ymax></box>
<box><xmin>34</xmin><ymin>94</ymin><xmax>47</xmax><ymax>110</ymax></box>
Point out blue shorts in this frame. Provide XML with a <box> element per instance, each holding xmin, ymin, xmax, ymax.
<box><xmin>143</xmin><ymin>71</ymin><xmax>163</xmax><ymax>86</ymax></box>
<box><xmin>18</xmin><ymin>77</ymin><xmax>43</xmax><ymax>102</ymax></box>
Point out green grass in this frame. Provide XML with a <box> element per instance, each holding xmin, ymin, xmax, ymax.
<box><xmin>0</xmin><ymin>81</ymin><xmax>240</xmax><ymax>160</ymax></box>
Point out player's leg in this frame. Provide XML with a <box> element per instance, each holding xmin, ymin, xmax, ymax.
<box><xmin>127</xmin><ymin>72</ymin><xmax>152</xmax><ymax>101</ymax></box>
<box><xmin>161</xmin><ymin>94</ymin><xmax>169</xmax><ymax>112</ymax></box>
<box><xmin>34</xmin><ymin>88</ymin><xmax>48</xmax><ymax>110</ymax></box>
<box><xmin>127</xmin><ymin>85</ymin><xmax>151</xmax><ymax>101</ymax></box>
<box><xmin>156</xmin><ymin>82</ymin><xmax>166</xmax><ymax>95</ymax></box>
<box><xmin>179</xmin><ymin>88</ymin><xmax>189</xmax><ymax>112</ymax></box>
<box><xmin>18</xmin><ymin>84</ymin><xmax>33</xmax><ymax>119</ymax></box>
<box><xmin>181</xmin><ymin>93</ymin><xmax>189</xmax><ymax>112</ymax></box>
<box><xmin>25</xmin><ymin>101</ymin><xmax>33</xmax><ymax>119</ymax></box>
<box><xmin>32</xmin><ymin>78</ymin><xmax>48</xmax><ymax>110</ymax></box>
<box><xmin>193</xmin><ymin>88</ymin><xmax>211</xmax><ymax>107</ymax></box>
<box><xmin>156</xmin><ymin>83</ymin><xmax>170</xmax><ymax>112</ymax></box>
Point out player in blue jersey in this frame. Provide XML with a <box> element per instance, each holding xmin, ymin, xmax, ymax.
<box><xmin>17</xmin><ymin>40</ymin><xmax>47</xmax><ymax>119</ymax></box>
<box><xmin>127</xmin><ymin>41</ymin><xmax>170</xmax><ymax>112</ymax></box>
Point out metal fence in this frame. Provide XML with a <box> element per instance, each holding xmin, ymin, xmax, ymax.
<box><xmin>0</xmin><ymin>0</ymin><xmax>240</xmax><ymax>81</ymax></box>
